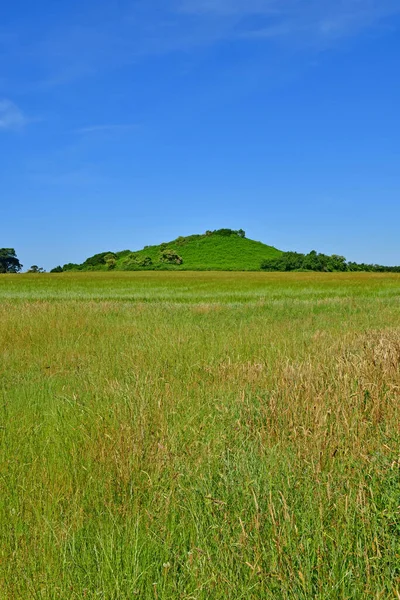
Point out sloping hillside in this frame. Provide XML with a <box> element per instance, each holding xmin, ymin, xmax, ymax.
<box><xmin>60</xmin><ymin>229</ymin><xmax>282</xmax><ymax>272</ymax></box>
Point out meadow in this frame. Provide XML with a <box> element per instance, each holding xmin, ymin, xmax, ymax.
<box><xmin>0</xmin><ymin>272</ymin><xmax>399</xmax><ymax>599</ymax></box>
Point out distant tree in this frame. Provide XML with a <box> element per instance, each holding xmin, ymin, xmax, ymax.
<box><xmin>27</xmin><ymin>265</ymin><xmax>45</xmax><ymax>273</ymax></box>
<box><xmin>303</xmin><ymin>250</ymin><xmax>319</xmax><ymax>271</ymax></box>
<box><xmin>50</xmin><ymin>266</ymin><xmax>63</xmax><ymax>273</ymax></box>
<box><xmin>104</xmin><ymin>253</ymin><xmax>117</xmax><ymax>270</ymax></box>
<box><xmin>62</xmin><ymin>263</ymin><xmax>80</xmax><ymax>271</ymax></box>
<box><xmin>0</xmin><ymin>248</ymin><xmax>22</xmax><ymax>273</ymax></box>
<box><xmin>237</xmin><ymin>229</ymin><xmax>246</xmax><ymax>238</ymax></box>
<box><xmin>327</xmin><ymin>254</ymin><xmax>347</xmax><ymax>272</ymax></box>
<box><xmin>159</xmin><ymin>248</ymin><xmax>183</xmax><ymax>265</ymax></box>
<box><xmin>136</xmin><ymin>256</ymin><xmax>153</xmax><ymax>267</ymax></box>
<box><xmin>121</xmin><ymin>253</ymin><xmax>154</xmax><ymax>270</ymax></box>
<box><xmin>82</xmin><ymin>252</ymin><xmax>115</xmax><ymax>268</ymax></box>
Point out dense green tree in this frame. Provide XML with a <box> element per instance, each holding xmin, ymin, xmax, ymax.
<box><xmin>0</xmin><ymin>248</ymin><xmax>22</xmax><ymax>273</ymax></box>
<box><xmin>104</xmin><ymin>253</ymin><xmax>117</xmax><ymax>270</ymax></box>
<box><xmin>27</xmin><ymin>265</ymin><xmax>45</xmax><ymax>273</ymax></box>
<box><xmin>50</xmin><ymin>266</ymin><xmax>63</xmax><ymax>273</ymax></box>
<box><xmin>136</xmin><ymin>256</ymin><xmax>153</xmax><ymax>267</ymax></box>
<box><xmin>327</xmin><ymin>255</ymin><xmax>347</xmax><ymax>271</ymax></box>
<box><xmin>122</xmin><ymin>254</ymin><xmax>153</xmax><ymax>269</ymax></box>
<box><xmin>82</xmin><ymin>252</ymin><xmax>115</xmax><ymax>268</ymax></box>
<box><xmin>159</xmin><ymin>248</ymin><xmax>183</xmax><ymax>264</ymax></box>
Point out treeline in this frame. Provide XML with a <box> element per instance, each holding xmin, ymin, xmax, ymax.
<box><xmin>261</xmin><ymin>251</ymin><xmax>400</xmax><ymax>273</ymax></box>
<box><xmin>2</xmin><ymin>241</ymin><xmax>400</xmax><ymax>274</ymax></box>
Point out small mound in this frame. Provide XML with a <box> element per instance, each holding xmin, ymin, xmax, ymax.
<box><xmin>62</xmin><ymin>229</ymin><xmax>282</xmax><ymax>272</ymax></box>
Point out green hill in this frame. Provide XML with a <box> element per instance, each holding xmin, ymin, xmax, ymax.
<box><xmin>60</xmin><ymin>229</ymin><xmax>282</xmax><ymax>272</ymax></box>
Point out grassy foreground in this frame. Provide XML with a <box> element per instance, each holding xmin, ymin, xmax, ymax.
<box><xmin>0</xmin><ymin>272</ymin><xmax>399</xmax><ymax>599</ymax></box>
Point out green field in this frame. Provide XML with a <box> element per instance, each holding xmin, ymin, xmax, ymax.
<box><xmin>1</xmin><ymin>272</ymin><xmax>399</xmax><ymax>599</ymax></box>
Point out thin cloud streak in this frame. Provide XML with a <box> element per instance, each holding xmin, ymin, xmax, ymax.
<box><xmin>178</xmin><ymin>0</ymin><xmax>400</xmax><ymax>17</ymax></box>
<box><xmin>74</xmin><ymin>124</ymin><xmax>138</xmax><ymax>135</ymax></box>
<box><xmin>1</xmin><ymin>1</ymin><xmax>400</xmax><ymax>92</ymax></box>
<box><xmin>0</xmin><ymin>99</ymin><xmax>26</xmax><ymax>131</ymax></box>
<box><xmin>177</xmin><ymin>0</ymin><xmax>400</xmax><ymax>41</ymax></box>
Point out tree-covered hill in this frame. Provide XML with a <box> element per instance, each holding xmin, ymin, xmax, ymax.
<box><xmin>58</xmin><ymin>229</ymin><xmax>283</xmax><ymax>272</ymax></box>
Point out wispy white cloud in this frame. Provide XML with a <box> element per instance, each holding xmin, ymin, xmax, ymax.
<box><xmin>178</xmin><ymin>0</ymin><xmax>400</xmax><ymax>18</ymax></box>
<box><xmin>74</xmin><ymin>124</ymin><xmax>138</xmax><ymax>135</ymax></box>
<box><xmin>0</xmin><ymin>99</ymin><xmax>26</xmax><ymax>131</ymax></box>
<box><xmin>176</xmin><ymin>0</ymin><xmax>400</xmax><ymax>42</ymax></box>
<box><xmin>1</xmin><ymin>1</ymin><xmax>400</xmax><ymax>92</ymax></box>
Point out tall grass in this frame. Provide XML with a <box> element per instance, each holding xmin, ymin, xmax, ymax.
<box><xmin>0</xmin><ymin>273</ymin><xmax>399</xmax><ymax>598</ymax></box>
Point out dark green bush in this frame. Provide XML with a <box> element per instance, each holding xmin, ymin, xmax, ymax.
<box><xmin>82</xmin><ymin>252</ymin><xmax>116</xmax><ymax>268</ymax></box>
<box><xmin>62</xmin><ymin>263</ymin><xmax>81</xmax><ymax>271</ymax></box>
<box><xmin>122</xmin><ymin>254</ymin><xmax>153</xmax><ymax>270</ymax></box>
<box><xmin>159</xmin><ymin>248</ymin><xmax>183</xmax><ymax>265</ymax></box>
<box><xmin>27</xmin><ymin>265</ymin><xmax>45</xmax><ymax>273</ymax></box>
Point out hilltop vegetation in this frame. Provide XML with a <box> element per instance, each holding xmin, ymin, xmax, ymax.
<box><xmin>56</xmin><ymin>229</ymin><xmax>283</xmax><ymax>272</ymax></box>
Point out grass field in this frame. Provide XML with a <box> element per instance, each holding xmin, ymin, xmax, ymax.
<box><xmin>1</xmin><ymin>272</ymin><xmax>399</xmax><ymax>599</ymax></box>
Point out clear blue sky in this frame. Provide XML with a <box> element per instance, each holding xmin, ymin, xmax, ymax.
<box><xmin>1</xmin><ymin>0</ymin><xmax>399</xmax><ymax>270</ymax></box>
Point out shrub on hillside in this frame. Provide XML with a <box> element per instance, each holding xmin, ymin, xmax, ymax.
<box><xmin>80</xmin><ymin>252</ymin><xmax>117</xmax><ymax>270</ymax></box>
<box><xmin>159</xmin><ymin>248</ymin><xmax>183</xmax><ymax>265</ymax></box>
<box><xmin>137</xmin><ymin>256</ymin><xmax>153</xmax><ymax>267</ymax></box>
<box><xmin>63</xmin><ymin>263</ymin><xmax>81</xmax><ymax>271</ymax></box>
<box><xmin>122</xmin><ymin>253</ymin><xmax>153</xmax><ymax>269</ymax></box>
<box><xmin>104</xmin><ymin>253</ymin><xmax>117</xmax><ymax>270</ymax></box>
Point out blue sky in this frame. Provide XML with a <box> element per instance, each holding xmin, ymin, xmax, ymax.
<box><xmin>1</xmin><ymin>0</ymin><xmax>399</xmax><ymax>270</ymax></box>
